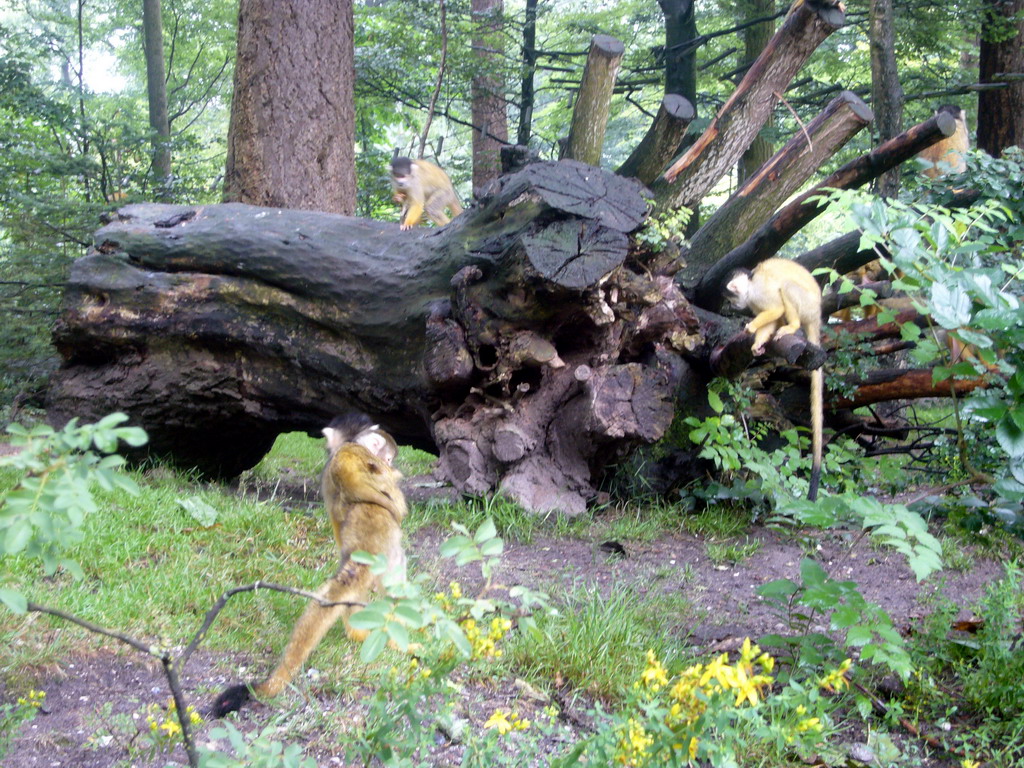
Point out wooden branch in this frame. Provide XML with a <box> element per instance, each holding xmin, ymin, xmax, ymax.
<box><xmin>821</xmin><ymin>279</ymin><xmax>893</xmax><ymax>315</ymax></box>
<box><xmin>563</xmin><ymin>35</ymin><xmax>624</xmax><ymax>166</ymax></box>
<box><xmin>615</xmin><ymin>93</ymin><xmax>695</xmax><ymax>185</ymax></box>
<box><xmin>686</xmin><ymin>91</ymin><xmax>872</xmax><ymax>273</ymax></box>
<box><xmin>693</xmin><ymin>109</ymin><xmax>959</xmax><ymax>311</ymax></box>
<box><xmin>831</xmin><ymin>368</ymin><xmax>993</xmax><ymax>409</ymax></box>
<box><xmin>653</xmin><ymin>0</ymin><xmax>846</xmax><ymax>210</ymax></box>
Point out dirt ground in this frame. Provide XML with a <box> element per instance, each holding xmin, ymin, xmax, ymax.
<box><xmin>0</xmin><ymin>478</ymin><xmax>1006</xmax><ymax>768</ymax></box>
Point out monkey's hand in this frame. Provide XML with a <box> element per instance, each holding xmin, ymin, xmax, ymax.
<box><xmin>400</xmin><ymin>222</ymin><xmax>413</xmax><ymax>231</ymax></box>
<box><xmin>750</xmin><ymin>342</ymin><xmax>767</xmax><ymax>356</ymax></box>
<box><xmin>211</xmin><ymin>683</ymin><xmax>253</xmax><ymax>718</ymax></box>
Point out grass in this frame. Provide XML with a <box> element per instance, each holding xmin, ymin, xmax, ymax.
<box><xmin>705</xmin><ymin>537</ymin><xmax>762</xmax><ymax>566</ymax></box>
<box><xmin>504</xmin><ymin>582</ymin><xmax>698</xmax><ymax>702</ymax></box>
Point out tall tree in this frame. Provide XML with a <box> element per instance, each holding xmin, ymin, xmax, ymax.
<box><xmin>869</xmin><ymin>0</ymin><xmax>903</xmax><ymax>197</ymax></box>
<box><xmin>738</xmin><ymin>0</ymin><xmax>776</xmax><ymax>183</ymax></box>
<box><xmin>142</xmin><ymin>0</ymin><xmax>172</xmax><ymax>200</ymax></box>
<box><xmin>516</xmin><ymin>0</ymin><xmax>538</xmax><ymax>147</ymax></box>
<box><xmin>977</xmin><ymin>0</ymin><xmax>1024</xmax><ymax>155</ymax></box>
<box><xmin>470</xmin><ymin>0</ymin><xmax>509</xmax><ymax>195</ymax></box>
<box><xmin>223</xmin><ymin>0</ymin><xmax>356</xmax><ymax>213</ymax></box>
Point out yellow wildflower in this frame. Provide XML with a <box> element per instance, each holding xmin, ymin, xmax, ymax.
<box><xmin>961</xmin><ymin>760</ymin><xmax>980</xmax><ymax>768</ymax></box>
<box><xmin>797</xmin><ymin>717</ymin><xmax>822</xmax><ymax>733</ymax></box>
<box><xmin>484</xmin><ymin>709</ymin><xmax>513</xmax><ymax>735</ymax></box>
<box><xmin>449</xmin><ymin>581</ymin><xmax>463</xmax><ymax>599</ymax></box>
<box><xmin>688</xmin><ymin>736</ymin><xmax>699</xmax><ymax>760</ymax></box>
<box><xmin>639</xmin><ymin>650</ymin><xmax>669</xmax><ymax>691</ymax></box>
<box><xmin>819</xmin><ymin>658</ymin><xmax>853</xmax><ymax>693</ymax></box>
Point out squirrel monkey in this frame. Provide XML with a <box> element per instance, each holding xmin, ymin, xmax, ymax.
<box><xmin>725</xmin><ymin>258</ymin><xmax>824</xmax><ymax>501</ymax></box>
<box><xmin>918</xmin><ymin>105</ymin><xmax>968</xmax><ymax>179</ymax></box>
<box><xmin>391</xmin><ymin>156</ymin><xmax>463</xmax><ymax>230</ymax></box>
<box><xmin>212</xmin><ymin>414</ymin><xmax>407</xmax><ymax>717</ymax></box>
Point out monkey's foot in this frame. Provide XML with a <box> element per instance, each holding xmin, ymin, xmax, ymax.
<box><xmin>211</xmin><ymin>683</ymin><xmax>253</xmax><ymax>718</ymax></box>
<box><xmin>750</xmin><ymin>343</ymin><xmax>766</xmax><ymax>356</ymax></box>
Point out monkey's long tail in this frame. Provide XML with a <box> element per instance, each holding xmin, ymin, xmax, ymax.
<box><xmin>807</xmin><ymin>368</ymin><xmax>823</xmax><ymax>501</ymax></box>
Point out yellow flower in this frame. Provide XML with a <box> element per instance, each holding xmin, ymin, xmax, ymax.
<box><xmin>819</xmin><ymin>658</ymin><xmax>853</xmax><ymax>693</ymax></box>
<box><xmin>961</xmin><ymin>760</ymin><xmax>980</xmax><ymax>768</ymax></box>
<box><xmin>449</xmin><ymin>581</ymin><xmax>462</xmax><ymax>599</ymax></box>
<box><xmin>640</xmin><ymin>649</ymin><xmax>669</xmax><ymax>691</ymax></box>
<box><xmin>159</xmin><ymin>719</ymin><xmax>181</xmax><ymax>737</ymax></box>
<box><xmin>484</xmin><ymin>709</ymin><xmax>513</xmax><ymax>735</ymax></box>
<box><xmin>797</xmin><ymin>717</ymin><xmax>822</xmax><ymax>733</ymax></box>
<box><xmin>688</xmin><ymin>736</ymin><xmax>698</xmax><ymax>760</ymax></box>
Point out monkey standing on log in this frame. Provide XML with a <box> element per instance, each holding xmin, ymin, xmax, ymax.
<box><xmin>212</xmin><ymin>414</ymin><xmax>407</xmax><ymax>717</ymax></box>
<box><xmin>391</xmin><ymin>156</ymin><xmax>463</xmax><ymax>230</ymax></box>
<box><xmin>726</xmin><ymin>259</ymin><xmax>824</xmax><ymax>501</ymax></box>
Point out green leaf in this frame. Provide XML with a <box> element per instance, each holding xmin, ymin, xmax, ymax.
<box><xmin>385</xmin><ymin>621</ymin><xmax>410</xmax><ymax>650</ymax></box>
<box><xmin>348</xmin><ymin>608</ymin><xmax>387</xmax><ymax>630</ymax></box>
<box><xmin>997</xmin><ymin>413</ymin><xmax>1024</xmax><ymax>458</ymax></box>
<box><xmin>360</xmin><ymin>628</ymin><xmax>388</xmax><ymax>663</ymax></box>
<box><xmin>474</xmin><ymin>518</ymin><xmax>497</xmax><ymax>544</ymax></box>
<box><xmin>707</xmin><ymin>389</ymin><xmax>724</xmax><ymax>413</ymax></box>
<box><xmin>0</xmin><ymin>588</ymin><xmax>27</xmax><ymax>614</ymax></box>
<box><xmin>177</xmin><ymin>497</ymin><xmax>220</xmax><ymax>527</ymax></box>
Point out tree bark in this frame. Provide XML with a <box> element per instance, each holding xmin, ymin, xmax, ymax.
<box><xmin>616</xmin><ymin>94</ymin><xmax>696</xmax><ymax>185</ymax></box>
<box><xmin>471</xmin><ymin>0</ymin><xmax>509</xmax><ymax>196</ymax></box>
<box><xmin>48</xmin><ymin>162</ymin><xmax>701</xmax><ymax>514</ymax></box>
<box><xmin>738</xmin><ymin>0</ymin><xmax>776</xmax><ymax>183</ymax></box>
<box><xmin>659</xmin><ymin>0</ymin><xmax>698</xmax><ymax>106</ymax></box>
<box><xmin>516</xmin><ymin>0</ymin><xmax>539</xmax><ymax>147</ymax></box>
<box><xmin>223</xmin><ymin>0</ymin><xmax>357</xmax><ymax>214</ymax></box>
<box><xmin>563</xmin><ymin>35</ymin><xmax>624</xmax><ymax>166</ymax></box>
<box><xmin>978</xmin><ymin>0</ymin><xmax>1024</xmax><ymax>155</ymax></box>
<box><xmin>142</xmin><ymin>0</ymin><xmax>172</xmax><ymax>200</ymax></box>
<box><xmin>869</xmin><ymin>0</ymin><xmax>904</xmax><ymax>197</ymax></box>
<box><xmin>686</xmin><ymin>91</ymin><xmax>872</xmax><ymax>273</ymax></box>
<box><xmin>653</xmin><ymin>0</ymin><xmax>846</xmax><ymax>211</ymax></box>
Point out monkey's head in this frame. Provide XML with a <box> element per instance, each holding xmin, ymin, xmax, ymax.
<box><xmin>724</xmin><ymin>268</ymin><xmax>753</xmax><ymax>309</ymax></box>
<box><xmin>935</xmin><ymin>104</ymin><xmax>966</xmax><ymax>123</ymax></box>
<box><xmin>322</xmin><ymin>413</ymin><xmax>399</xmax><ymax>467</ymax></box>
<box><xmin>391</xmin><ymin>156</ymin><xmax>415</xmax><ymax>188</ymax></box>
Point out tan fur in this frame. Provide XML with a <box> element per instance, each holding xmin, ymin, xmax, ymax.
<box><xmin>725</xmin><ymin>258</ymin><xmax>824</xmax><ymax>501</ymax></box>
<box><xmin>391</xmin><ymin>157</ymin><xmax>463</xmax><ymax>230</ymax></box>
<box><xmin>212</xmin><ymin>419</ymin><xmax>406</xmax><ymax>715</ymax></box>
<box><xmin>918</xmin><ymin>105</ymin><xmax>969</xmax><ymax>180</ymax></box>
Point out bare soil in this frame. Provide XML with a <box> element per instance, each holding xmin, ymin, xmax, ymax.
<box><xmin>0</xmin><ymin>478</ymin><xmax>1004</xmax><ymax>768</ymax></box>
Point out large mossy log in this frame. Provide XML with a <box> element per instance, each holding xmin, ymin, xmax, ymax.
<box><xmin>48</xmin><ymin>160</ymin><xmax>701</xmax><ymax>513</ymax></box>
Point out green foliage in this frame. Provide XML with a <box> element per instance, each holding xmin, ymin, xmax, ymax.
<box><xmin>0</xmin><ymin>689</ymin><xmax>44</xmax><ymax>759</ymax></box>
<box><xmin>679</xmin><ymin>381</ymin><xmax>857</xmax><ymax>507</ymax></box>
<box><xmin>900</xmin><ymin>563</ymin><xmax>1024</xmax><ymax>763</ymax></box>
<box><xmin>634</xmin><ymin>206</ymin><xmax>692</xmax><ymax>251</ymax></box>
<box><xmin>758</xmin><ymin>493</ymin><xmax>943</xmax><ymax>682</ymax></box>
<box><xmin>0</xmin><ymin>413</ymin><xmax>147</xmax><ymax>610</ymax></box>
<box><xmin>200</xmin><ymin>722</ymin><xmax>316</xmax><ymax>768</ymax></box>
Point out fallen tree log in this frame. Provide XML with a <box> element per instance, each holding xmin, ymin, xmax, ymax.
<box><xmin>47</xmin><ymin>160</ymin><xmax>701</xmax><ymax>514</ymax></box>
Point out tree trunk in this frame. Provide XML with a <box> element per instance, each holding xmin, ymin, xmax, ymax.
<box><xmin>516</xmin><ymin>0</ymin><xmax>539</xmax><ymax>147</ymax></box>
<box><xmin>48</xmin><ymin>162</ymin><xmax>699</xmax><ymax>514</ymax></box>
<box><xmin>223</xmin><ymin>0</ymin><xmax>357</xmax><ymax>214</ymax></box>
<box><xmin>470</xmin><ymin>0</ymin><xmax>509</xmax><ymax>196</ymax></box>
<box><xmin>142</xmin><ymin>0</ymin><xmax>172</xmax><ymax>200</ymax></box>
<box><xmin>869</xmin><ymin>0</ymin><xmax>904</xmax><ymax>197</ymax></box>
<box><xmin>654</xmin><ymin>0</ymin><xmax>846</xmax><ymax>211</ymax></box>
<box><xmin>978</xmin><ymin>0</ymin><xmax>1024</xmax><ymax>155</ymax></box>
<box><xmin>659</xmin><ymin>0</ymin><xmax>698</xmax><ymax>106</ymax></box>
<box><xmin>563</xmin><ymin>35</ymin><xmax>625</xmax><ymax>166</ymax></box>
<box><xmin>687</xmin><ymin>91</ymin><xmax>872</xmax><ymax>271</ymax></box>
<box><xmin>738</xmin><ymin>0</ymin><xmax>776</xmax><ymax>183</ymax></box>
<box><xmin>616</xmin><ymin>94</ymin><xmax>695</xmax><ymax>185</ymax></box>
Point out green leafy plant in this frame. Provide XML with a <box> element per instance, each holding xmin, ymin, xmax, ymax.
<box><xmin>0</xmin><ymin>689</ymin><xmax>45</xmax><ymax>758</ymax></box>
<box><xmin>0</xmin><ymin>414</ymin><xmax>147</xmax><ymax>611</ymax></box>
<box><xmin>759</xmin><ymin>493</ymin><xmax>943</xmax><ymax>682</ymax></box>
<box><xmin>200</xmin><ymin>722</ymin><xmax>317</xmax><ymax>768</ymax></box>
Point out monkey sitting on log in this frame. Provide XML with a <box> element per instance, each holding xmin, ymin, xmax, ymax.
<box><xmin>390</xmin><ymin>156</ymin><xmax>463</xmax><ymax>230</ymax></box>
<box><xmin>211</xmin><ymin>413</ymin><xmax>407</xmax><ymax>716</ymax></box>
<box><xmin>725</xmin><ymin>258</ymin><xmax>824</xmax><ymax>501</ymax></box>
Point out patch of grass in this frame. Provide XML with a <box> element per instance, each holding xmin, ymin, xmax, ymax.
<box><xmin>409</xmin><ymin>493</ymin><xmax>544</xmax><ymax>543</ymax></box>
<box><xmin>396</xmin><ymin>446</ymin><xmax>437</xmax><ymax>477</ymax></box>
<box><xmin>505</xmin><ymin>582</ymin><xmax>695</xmax><ymax>702</ymax></box>
<box><xmin>245</xmin><ymin>430</ymin><xmax>325</xmax><ymax>481</ymax></box>
<box><xmin>705</xmin><ymin>537</ymin><xmax>762</xmax><ymax>567</ymax></box>
<box><xmin>682</xmin><ymin>505</ymin><xmax>753</xmax><ymax>539</ymax></box>
<box><xmin>0</xmin><ymin>465</ymin><xmax>354</xmax><ymax>675</ymax></box>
